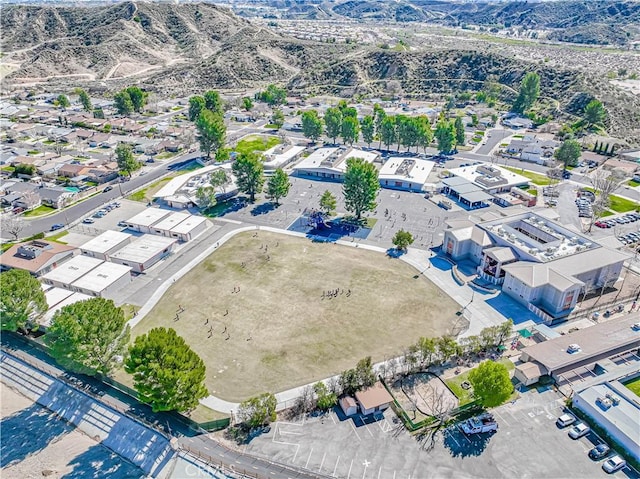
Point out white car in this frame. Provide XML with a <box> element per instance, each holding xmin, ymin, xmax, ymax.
<box><xmin>602</xmin><ymin>455</ymin><xmax>626</xmax><ymax>474</ymax></box>
<box><xmin>556</xmin><ymin>413</ymin><xmax>576</xmax><ymax>427</ymax></box>
<box><xmin>568</xmin><ymin>422</ymin><xmax>590</xmax><ymax>439</ymax></box>
<box><xmin>82</xmin><ymin>218</ymin><xmax>95</xmax><ymax>224</ymax></box>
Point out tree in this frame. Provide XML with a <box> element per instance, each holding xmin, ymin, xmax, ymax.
<box><xmin>436</xmin><ymin>336</ymin><xmax>459</xmax><ymax>364</ymax></box>
<box><xmin>77</xmin><ymin>89</ymin><xmax>92</xmax><ymax>111</ymax></box>
<box><xmin>314</xmin><ymin>382</ymin><xmax>337</xmax><ymax>411</ymax></box>
<box><xmin>416</xmin><ymin>115</ymin><xmax>433</xmax><ymax>152</ymax></box>
<box><xmin>196</xmin><ymin>109</ymin><xmax>226</xmax><ymax>159</ymax></box>
<box><xmin>324</xmin><ymin>107</ymin><xmax>343</xmax><ymax>144</ymax></box>
<box><xmin>301</xmin><ymin>110</ymin><xmax>323</xmax><ymax>142</ymax></box>
<box><xmin>125</xmin><ymin>86</ymin><xmax>147</xmax><ymax>113</ymax></box>
<box><xmin>341</xmin><ymin>116</ymin><xmax>360</xmax><ymax>146</ymax></box>
<box><xmin>392</xmin><ymin>229</ymin><xmax>414</xmax><ymax>252</ymax></box>
<box><xmin>471</xmin><ymin>114</ymin><xmax>479</xmax><ymax>127</ymax></box>
<box><xmin>340</xmin><ymin>356</ymin><xmax>376</xmax><ymax>396</ymax></box>
<box><xmin>196</xmin><ymin>186</ymin><xmax>217</xmax><ymax>210</ymax></box>
<box><xmin>210</xmin><ymin>168</ymin><xmax>230</xmax><ymax>192</ymax></box>
<box><xmin>56</xmin><ymin>94</ymin><xmax>70</xmax><ymax>109</ymax></box>
<box><xmin>256</xmin><ymin>84</ymin><xmax>286</xmax><ymax>106</ymax></box>
<box><xmin>454</xmin><ymin>117</ymin><xmax>465</xmax><ymax>146</ymax></box>
<box><xmin>125</xmin><ymin>327</ymin><xmax>208</xmax><ymax>412</ymax></box>
<box><xmin>271</xmin><ymin>108</ymin><xmax>284</xmax><ymax>128</ymax></box>
<box><xmin>188</xmin><ymin>95</ymin><xmax>206</xmax><ymax>121</ymax></box>
<box><xmin>238</xmin><ymin>392</ymin><xmax>277</xmax><ymax>429</ymax></box>
<box><xmin>0</xmin><ymin>269</ymin><xmax>47</xmax><ymax>331</ymax></box>
<box><xmin>343</xmin><ymin>157</ymin><xmax>379</xmax><ymax>220</ymax></box>
<box><xmin>513</xmin><ymin>72</ymin><xmax>540</xmax><ymax>114</ymax></box>
<box><xmin>204</xmin><ymin>90</ymin><xmax>223</xmax><ymax>115</ymax></box>
<box><xmin>266</xmin><ymin>168</ymin><xmax>291</xmax><ymax>205</ymax></box>
<box><xmin>232</xmin><ymin>152</ymin><xmax>264</xmax><ymax>202</ymax></box>
<box><xmin>435</xmin><ymin>118</ymin><xmax>456</xmax><ymax>153</ymax></box>
<box><xmin>114</xmin><ymin>90</ymin><xmax>134</xmax><ymax>116</ymax></box>
<box><xmin>584</xmin><ymin>100</ymin><xmax>606</xmax><ymax>128</ymax></box>
<box><xmin>380</xmin><ymin>115</ymin><xmax>396</xmax><ymax>151</ymax></box>
<box><xmin>242</xmin><ymin>96</ymin><xmax>254</xmax><ymax>112</ymax></box>
<box><xmin>468</xmin><ymin>361</ymin><xmax>513</xmax><ymax>407</ymax></box>
<box><xmin>115</xmin><ymin>142</ymin><xmax>139</xmax><ymax>177</ymax></box>
<box><xmin>360</xmin><ymin>115</ymin><xmax>375</xmax><ymax>147</ymax></box>
<box><xmin>0</xmin><ymin>215</ymin><xmax>25</xmax><ymax>240</ymax></box>
<box><xmin>554</xmin><ymin>139</ymin><xmax>582</xmax><ymax>169</ymax></box>
<box><xmin>319</xmin><ymin>190</ymin><xmax>336</xmax><ymax>215</ymax></box>
<box><xmin>45</xmin><ymin>298</ymin><xmax>129</xmax><ymax>376</ymax></box>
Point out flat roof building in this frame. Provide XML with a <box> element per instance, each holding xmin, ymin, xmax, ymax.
<box><xmin>292</xmin><ymin>147</ymin><xmax>379</xmax><ymax>182</ymax></box>
<box><xmin>0</xmin><ymin>240</ymin><xmax>77</xmax><ymax>277</ymax></box>
<box><xmin>262</xmin><ymin>144</ymin><xmax>305</xmax><ymax>170</ymax></box>
<box><xmin>41</xmin><ymin>255</ymin><xmax>103</xmax><ymax>290</ymax></box>
<box><xmin>354</xmin><ymin>382</ymin><xmax>393</xmax><ymax>416</ymax></box>
<box><xmin>125</xmin><ymin>208</ymin><xmax>172</xmax><ymax>234</ymax></box>
<box><xmin>443</xmin><ymin>211</ymin><xmax>630</xmax><ymax>322</ymax></box>
<box><xmin>378</xmin><ymin>157</ymin><xmax>434</xmax><ymax>192</ymax></box>
<box><xmin>516</xmin><ymin>316</ymin><xmax>640</xmax><ymax>384</ymax></box>
<box><xmin>109</xmin><ymin>235</ymin><xmax>176</xmax><ymax>273</ymax></box>
<box><xmin>167</xmin><ymin>215</ymin><xmax>209</xmax><ymax>242</ymax></box>
<box><xmin>573</xmin><ymin>380</ymin><xmax>640</xmax><ymax>462</ymax></box>
<box><xmin>70</xmin><ymin>261</ymin><xmax>131</xmax><ymax>297</ymax></box>
<box><xmin>42</xmin><ymin>291</ymin><xmax>93</xmax><ymax>326</ymax></box>
<box><xmin>80</xmin><ymin>230</ymin><xmax>132</xmax><ymax>261</ymax></box>
<box><xmin>447</xmin><ymin>164</ymin><xmax>529</xmax><ymax>194</ymax></box>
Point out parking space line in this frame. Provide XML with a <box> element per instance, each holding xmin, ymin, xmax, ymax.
<box><xmin>349</xmin><ymin>420</ymin><xmax>362</xmax><ymax>441</ymax></box>
<box><xmin>378</xmin><ymin>466</ymin><xmax>382</xmax><ymax>479</ymax></box>
<box><xmin>304</xmin><ymin>448</ymin><xmax>313</xmax><ymax>469</ymax></box>
<box><xmin>493</xmin><ymin>409</ymin><xmax>510</xmax><ymax>427</ymax></box>
<box><xmin>347</xmin><ymin>459</ymin><xmax>354</xmax><ymax>479</ymax></box>
<box><xmin>365</xmin><ymin>423</ymin><xmax>374</xmax><ymax>437</ymax></box>
<box><xmin>332</xmin><ymin>455</ymin><xmax>340</xmax><ymax>477</ymax></box>
<box><xmin>319</xmin><ymin>452</ymin><xmax>326</xmax><ymax>472</ymax></box>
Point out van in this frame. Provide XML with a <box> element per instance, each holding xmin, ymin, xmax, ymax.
<box><xmin>556</xmin><ymin>413</ymin><xmax>576</xmax><ymax>427</ymax></box>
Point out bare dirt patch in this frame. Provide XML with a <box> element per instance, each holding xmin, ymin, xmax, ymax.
<box><xmin>133</xmin><ymin>231</ymin><xmax>460</xmax><ymax>401</ymax></box>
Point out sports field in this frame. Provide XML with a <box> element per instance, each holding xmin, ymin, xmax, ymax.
<box><xmin>133</xmin><ymin>231</ymin><xmax>461</xmax><ymax>402</ymax></box>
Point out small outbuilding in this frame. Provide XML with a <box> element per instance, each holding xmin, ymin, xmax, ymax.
<box><xmin>41</xmin><ymin>255</ymin><xmax>103</xmax><ymax>290</ymax></box>
<box><xmin>354</xmin><ymin>382</ymin><xmax>393</xmax><ymax>416</ymax></box>
<box><xmin>125</xmin><ymin>208</ymin><xmax>172</xmax><ymax>234</ymax></box>
<box><xmin>339</xmin><ymin>396</ymin><xmax>358</xmax><ymax>417</ymax></box>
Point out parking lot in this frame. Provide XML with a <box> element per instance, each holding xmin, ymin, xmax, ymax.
<box><xmin>244</xmin><ymin>387</ymin><xmax>637</xmax><ymax>478</ymax></box>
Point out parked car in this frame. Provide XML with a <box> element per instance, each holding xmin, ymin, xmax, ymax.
<box><xmin>50</xmin><ymin>223</ymin><xmax>64</xmax><ymax>231</ymax></box>
<box><xmin>568</xmin><ymin>422</ymin><xmax>590</xmax><ymax>439</ymax></box>
<box><xmin>602</xmin><ymin>455</ymin><xmax>626</xmax><ymax>474</ymax></box>
<box><xmin>556</xmin><ymin>413</ymin><xmax>576</xmax><ymax>428</ymax></box>
<box><xmin>103</xmin><ymin>186</ymin><xmax>113</xmax><ymax>192</ymax></box>
<box><xmin>562</xmin><ymin>170</ymin><xmax>572</xmax><ymax>179</ymax></box>
<box><xmin>588</xmin><ymin>444</ymin><xmax>610</xmax><ymax>460</ymax></box>
<box><xmin>117</xmin><ymin>220</ymin><xmax>128</xmax><ymax>227</ymax></box>
<box><xmin>83</xmin><ymin>218</ymin><xmax>95</xmax><ymax>224</ymax></box>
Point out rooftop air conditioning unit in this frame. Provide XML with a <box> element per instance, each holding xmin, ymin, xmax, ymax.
<box><xmin>567</xmin><ymin>343</ymin><xmax>581</xmax><ymax>354</ymax></box>
<box><xmin>546</xmin><ymin>247</ymin><xmax>555</xmax><ymax>254</ymax></box>
<box><xmin>597</xmin><ymin>397</ymin><xmax>612</xmax><ymax>410</ymax></box>
<box><xmin>606</xmin><ymin>393</ymin><xmax>621</xmax><ymax>405</ymax></box>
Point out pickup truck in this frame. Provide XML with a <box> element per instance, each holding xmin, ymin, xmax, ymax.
<box><xmin>459</xmin><ymin>413</ymin><xmax>498</xmax><ymax>435</ymax></box>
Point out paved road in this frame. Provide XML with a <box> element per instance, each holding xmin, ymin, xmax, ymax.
<box><xmin>13</xmin><ymin>152</ymin><xmax>202</xmax><ymax>240</ymax></box>
<box><xmin>1</xmin><ymin>333</ymin><xmax>326</xmax><ymax>479</ymax></box>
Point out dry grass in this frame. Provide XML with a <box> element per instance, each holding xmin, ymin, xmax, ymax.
<box><xmin>133</xmin><ymin>231</ymin><xmax>459</xmax><ymax>401</ymax></box>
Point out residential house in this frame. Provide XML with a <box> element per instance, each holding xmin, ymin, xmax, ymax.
<box><xmin>58</xmin><ymin>164</ymin><xmax>86</xmax><ymax>178</ymax></box>
<box><xmin>87</xmin><ymin>168</ymin><xmax>118</xmax><ymax>184</ymax></box>
<box><xmin>39</xmin><ymin>186</ymin><xmax>76</xmax><ymax>209</ymax></box>
<box><xmin>0</xmin><ymin>240</ymin><xmax>77</xmax><ymax>277</ymax></box>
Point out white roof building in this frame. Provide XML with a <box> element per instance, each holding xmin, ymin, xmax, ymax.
<box><xmin>41</xmin><ymin>255</ymin><xmax>104</xmax><ymax>289</ymax></box>
<box><xmin>262</xmin><ymin>145</ymin><xmax>305</xmax><ymax>170</ymax></box>
<box><xmin>378</xmin><ymin>157</ymin><xmax>434</xmax><ymax>192</ymax></box>
<box><xmin>70</xmin><ymin>261</ymin><xmax>132</xmax><ymax>297</ymax></box>
<box><xmin>151</xmin><ymin>212</ymin><xmax>191</xmax><ymax>232</ymax></box>
<box><xmin>80</xmin><ymin>230</ymin><xmax>132</xmax><ymax>260</ymax></box>
<box><xmin>167</xmin><ymin>215</ymin><xmax>209</xmax><ymax>242</ymax></box>
<box><xmin>292</xmin><ymin>147</ymin><xmax>379</xmax><ymax>181</ymax></box>
<box><xmin>126</xmin><ymin>208</ymin><xmax>172</xmax><ymax>233</ymax></box>
<box><xmin>42</xmin><ymin>291</ymin><xmax>93</xmax><ymax>326</ymax></box>
<box><xmin>109</xmin><ymin>235</ymin><xmax>176</xmax><ymax>273</ymax></box>
<box><xmin>447</xmin><ymin>163</ymin><xmax>529</xmax><ymax>193</ymax></box>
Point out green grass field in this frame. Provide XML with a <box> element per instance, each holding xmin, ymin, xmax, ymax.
<box><xmin>504</xmin><ymin>167</ymin><xmax>550</xmax><ymax>186</ymax></box>
<box><xmin>628</xmin><ymin>180</ymin><xmax>640</xmax><ymax>188</ymax></box>
<box><xmin>234</xmin><ymin>135</ymin><xmax>280</xmax><ymax>157</ymax></box>
<box><xmin>23</xmin><ymin>205</ymin><xmax>56</xmax><ymax>217</ymax></box>
<box><xmin>623</xmin><ymin>377</ymin><xmax>640</xmax><ymax>397</ymax></box>
<box><xmin>609</xmin><ymin>194</ymin><xmax>639</xmax><ymax>213</ymax></box>
<box><xmin>132</xmin><ymin>231</ymin><xmax>461</xmax><ymax>401</ymax></box>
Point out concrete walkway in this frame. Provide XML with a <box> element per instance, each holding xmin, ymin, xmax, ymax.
<box><xmin>129</xmin><ymin>224</ymin><xmax>536</xmax><ymax>415</ymax></box>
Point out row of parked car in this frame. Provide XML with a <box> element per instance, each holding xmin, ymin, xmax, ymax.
<box><xmin>576</xmin><ymin>197</ymin><xmax>593</xmax><ymax>218</ymax></box>
<box><xmin>82</xmin><ymin>202</ymin><xmax>121</xmax><ymax>224</ymax></box>
<box><xmin>616</xmin><ymin>231</ymin><xmax>640</xmax><ymax>245</ymax></box>
<box><xmin>595</xmin><ymin>212</ymin><xmax>640</xmax><ymax>229</ymax></box>
<box><xmin>556</xmin><ymin>413</ymin><xmax>627</xmax><ymax>474</ymax></box>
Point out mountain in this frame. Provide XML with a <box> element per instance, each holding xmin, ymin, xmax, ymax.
<box><xmin>0</xmin><ymin>2</ymin><xmax>255</xmax><ymax>81</ymax></box>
